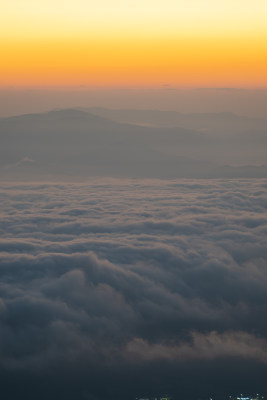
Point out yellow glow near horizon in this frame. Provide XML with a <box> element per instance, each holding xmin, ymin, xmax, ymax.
<box><xmin>2</xmin><ymin>0</ymin><xmax>267</xmax><ymax>37</ymax></box>
<box><xmin>1</xmin><ymin>0</ymin><xmax>267</xmax><ymax>87</ymax></box>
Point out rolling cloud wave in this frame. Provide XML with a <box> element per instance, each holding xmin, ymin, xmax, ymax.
<box><xmin>0</xmin><ymin>179</ymin><xmax>267</xmax><ymax>398</ymax></box>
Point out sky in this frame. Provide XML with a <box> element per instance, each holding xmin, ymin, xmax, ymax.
<box><xmin>1</xmin><ymin>0</ymin><xmax>267</xmax><ymax>88</ymax></box>
<box><xmin>1</xmin><ymin>87</ymin><xmax>267</xmax><ymax>118</ymax></box>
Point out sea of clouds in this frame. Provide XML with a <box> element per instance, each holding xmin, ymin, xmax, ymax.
<box><xmin>0</xmin><ymin>178</ymin><xmax>267</xmax><ymax>399</ymax></box>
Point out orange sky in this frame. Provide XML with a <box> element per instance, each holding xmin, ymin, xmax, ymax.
<box><xmin>1</xmin><ymin>0</ymin><xmax>267</xmax><ymax>88</ymax></box>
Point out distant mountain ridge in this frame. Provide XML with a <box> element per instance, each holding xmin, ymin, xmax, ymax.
<box><xmin>0</xmin><ymin>108</ymin><xmax>119</xmax><ymax>127</ymax></box>
<box><xmin>0</xmin><ymin>108</ymin><xmax>266</xmax><ymax>180</ymax></box>
<box><xmin>83</xmin><ymin>107</ymin><xmax>267</xmax><ymax>133</ymax></box>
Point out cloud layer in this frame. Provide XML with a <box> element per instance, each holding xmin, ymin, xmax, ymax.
<box><xmin>0</xmin><ymin>178</ymin><xmax>267</xmax><ymax>399</ymax></box>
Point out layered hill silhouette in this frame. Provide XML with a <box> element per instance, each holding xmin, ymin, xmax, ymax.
<box><xmin>1</xmin><ymin>108</ymin><xmax>266</xmax><ymax>180</ymax></box>
<box><xmin>85</xmin><ymin>107</ymin><xmax>267</xmax><ymax>132</ymax></box>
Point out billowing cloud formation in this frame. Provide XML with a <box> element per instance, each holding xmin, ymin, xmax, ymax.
<box><xmin>0</xmin><ymin>179</ymin><xmax>267</xmax><ymax>399</ymax></box>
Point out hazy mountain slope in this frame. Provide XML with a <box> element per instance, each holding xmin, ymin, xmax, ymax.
<box><xmin>86</xmin><ymin>107</ymin><xmax>267</xmax><ymax>134</ymax></box>
<box><xmin>0</xmin><ymin>109</ymin><xmax>266</xmax><ymax>179</ymax></box>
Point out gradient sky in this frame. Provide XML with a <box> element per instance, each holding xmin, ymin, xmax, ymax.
<box><xmin>1</xmin><ymin>0</ymin><xmax>267</xmax><ymax>88</ymax></box>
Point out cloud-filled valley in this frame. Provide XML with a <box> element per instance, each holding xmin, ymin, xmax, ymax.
<box><xmin>0</xmin><ymin>179</ymin><xmax>267</xmax><ymax>399</ymax></box>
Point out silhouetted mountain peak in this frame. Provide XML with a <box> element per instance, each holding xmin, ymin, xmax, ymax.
<box><xmin>1</xmin><ymin>108</ymin><xmax>115</xmax><ymax>127</ymax></box>
<box><xmin>46</xmin><ymin>108</ymin><xmax>101</xmax><ymax>121</ymax></box>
